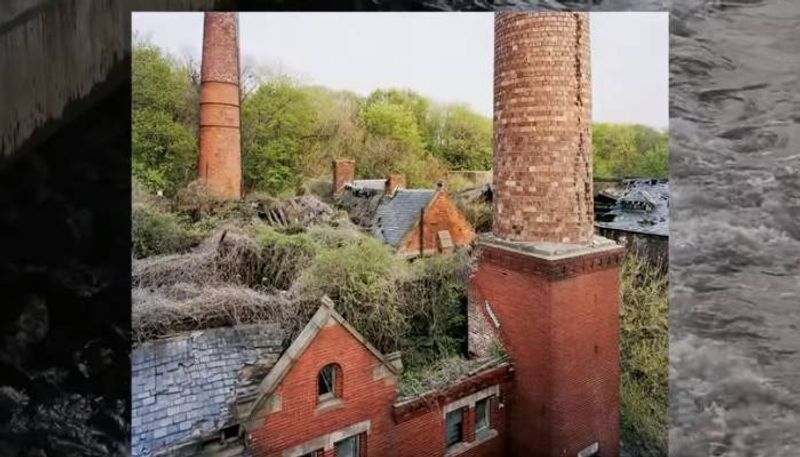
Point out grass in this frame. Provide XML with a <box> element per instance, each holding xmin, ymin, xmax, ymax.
<box><xmin>620</xmin><ymin>254</ymin><xmax>668</xmax><ymax>457</ymax></box>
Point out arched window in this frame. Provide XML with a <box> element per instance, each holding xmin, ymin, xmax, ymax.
<box><xmin>318</xmin><ymin>363</ymin><xmax>342</xmax><ymax>401</ymax></box>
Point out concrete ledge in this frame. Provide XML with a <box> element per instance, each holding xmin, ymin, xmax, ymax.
<box><xmin>477</xmin><ymin>234</ymin><xmax>619</xmax><ymax>261</ymax></box>
<box><xmin>445</xmin><ymin>429</ymin><xmax>498</xmax><ymax>457</ymax></box>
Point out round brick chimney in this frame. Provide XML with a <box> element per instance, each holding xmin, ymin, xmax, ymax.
<box><xmin>199</xmin><ymin>12</ymin><xmax>242</xmax><ymax>200</ymax></box>
<box><xmin>493</xmin><ymin>12</ymin><xmax>593</xmax><ymax>244</ymax></box>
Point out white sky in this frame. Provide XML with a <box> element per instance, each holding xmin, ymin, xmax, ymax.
<box><xmin>132</xmin><ymin>12</ymin><xmax>668</xmax><ymax>129</ymax></box>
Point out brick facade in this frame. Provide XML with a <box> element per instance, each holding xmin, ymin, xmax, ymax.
<box><xmin>199</xmin><ymin>12</ymin><xmax>242</xmax><ymax>200</ymax></box>
<box><xmin>470</xmin><ymin>241</ymin><xmax>624</xmax><ymax>457</ymax></box>
<box><xmin>399</xmin><ymin>192</ymin><xmax>476</xmax><ymax>257</ymax></box>
<box><xmin>493</xmin><ymin>12</ymin><xmax>593</xmax><ymax>244</ymax></box>
<box><xmin>333</xmin><ymin>159</ymin><xmax>356</xmax><ymax>193</ymax></box>
<box><xmin>385</xmin><ymin>174</ymin><xmax>406</xmax><ymax>196</ymax></box>
<box><xmin>244</xmin><ymin>309</ymin><xmax>510</xmax><ymax>457</ymax></box>
<box><xmin>466</xmin><ymin>12</ymin><xmax>624</xmax><ymax>457</ymax></box>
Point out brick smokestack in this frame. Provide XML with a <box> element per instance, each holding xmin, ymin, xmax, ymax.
<box><xmin>385</xmin><ymin>174</ymin><xmax>406</xmax><ymax>196</ymax></box>
<box><xmin>332</xmin><ymin>159</ymin><xmax>355</xmax><ymax>194</ymax></box>
<box><xmin>470</xmin><ymin>13</ymin><xmax>624</xmax><ymax>457</ymax></box>
<box><xmin>199</xmin><ymin>12</ymin><xmax>242</xmax><ymax>200</ymax></box>
<box><xmin>493</xmin><ymin>12</ymin><xmax>593</xmax><ymax>244</ymax></box>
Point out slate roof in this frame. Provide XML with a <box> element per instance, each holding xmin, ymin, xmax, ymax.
<box><xmin>596</xmin><ymin>179</ymin><xmax>669</xmax><ymax>237</ymax></box>
<box><xmin>131</xmin><ymin>324</ymin><xmax>285</xmax><ymax>457</ymax></box>
<box><xmin>372</xmin><ymin>189</ymin><xmax>437</xmax><ymax>247</ymax></box>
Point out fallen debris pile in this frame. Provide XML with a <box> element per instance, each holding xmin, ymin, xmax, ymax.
<box><xmin>132</xmin><ymin>283</ymin><xmax>305</xmax><ymax>344</ymax></box>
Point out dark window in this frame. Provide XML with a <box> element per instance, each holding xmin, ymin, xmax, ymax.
<box><xmin>334</xmin><ymin>434</ymin><xmax>360</xmax><ymax>457</ymax></box>
<box><xmin>445</xmin><ymin>408</ymin><xmax>464</xmax><ymax>447</ymax></box>
<box><xmin>475</xmin><ymin>397</ymin><xmax>490</xmax><ymax>432</ymax></box>
<box><xmin>318</xmin><ymin>364</ymin><xmax>339</xmax><ymax>398</ymax></box>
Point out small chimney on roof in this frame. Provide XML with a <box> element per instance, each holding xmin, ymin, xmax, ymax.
<box><xmin>385</xmin><ymin>174</ymin><xmax>406</xmax><ymax>196</ymax></box>
<box><xmin>332</xmin><ymin>159</ymin><xmax>355</xmax><ymax>194</ymax></box>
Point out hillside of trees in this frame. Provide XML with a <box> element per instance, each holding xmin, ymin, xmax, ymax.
<box><xmin>133</xmin><ymin>40</ymin><xmax>667</xmax><ymax>197</ymax></box>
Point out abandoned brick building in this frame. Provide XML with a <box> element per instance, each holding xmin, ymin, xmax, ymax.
<box><xmin>132</xmin><ymin>12</ymin><xmax>624</xmax><ymax>457</ymax></box>
<box><xmin>333</xmin><ymin>159</ymin><xmax>476</xmax><ymax>258</ymax></box>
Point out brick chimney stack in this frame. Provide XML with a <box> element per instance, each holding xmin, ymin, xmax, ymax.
<box><xmin>198</xmin><ymin>12</ymin><xmax>242</xmax><ymax>200</ymax></box>
<box><xmin>385</xmin><ymin>174</ymin><xmax>406</xmax><ymax>196</ymax></box>
<box><xmin>470</xmin><ymin>13</ymin><xmax>625</xmax><ymax>457</ymax></box>
<box><xmin>493</xmin><ymin>12</ymin><xmax>594</xmax><ymax>244</ymax></box>
<box><xmin>332</xmin><ymin>159</ymin><xmax>355</xmax><ymax>194</ymax></box>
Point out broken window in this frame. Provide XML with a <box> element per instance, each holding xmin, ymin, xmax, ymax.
<box><xmin>318</xmin><ymin>363</ymin><xmax>341</xmax><ymax>400</ymax></box>
<box><xmin>475</xmin><ymin>397</ymin><xmax>490</xmax><ymax>433</ymax></box>
<box><xmin>445</xmin><ymin>408</ymin><xmax>465</xmax><ymax>448</ymax></box>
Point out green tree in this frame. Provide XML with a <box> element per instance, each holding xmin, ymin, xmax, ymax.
<box><xmin>132</xmin><ymin>43</ymin><xmax>198</xmax><ymax>195</ymax></box>
<box><xmin>428</xmin><ymin>104</ymin><xmax>493</xmax><ymax>171</ymax></box>
<box><xmin>241</xmin><ymin>78</ymin><xmax>316</xmax><ymax>194</ymax></box>
<box><xmin>361</xmin><ymin>101</ymin><xmax>424</xmax><ymax>152</ymax></box>
<box><xmin>592</xmin><ymin>123</ymin><xmax>668</xmax><ymax>178</ymax></box>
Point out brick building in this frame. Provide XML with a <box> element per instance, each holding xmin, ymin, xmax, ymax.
<box><xmin>333</xmin><ymin>159</ymin><xmax>476</xmax><ymax>258</ymax></box>
<box><xmin>132</xmin><ymin>298</ymin><xmax>513</xmax><ymax>457</ymax></box>
<box><xmin>132</xmin><ymin>12</ymin><xmax>623</xmax><ymax>457</ymax></box>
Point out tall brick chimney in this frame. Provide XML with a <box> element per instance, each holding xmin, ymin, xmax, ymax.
<box><xmin>470</xmin><ymin>13</ymin><xmax>625</xmax><ymax>457</ymax></box>
<box><xmin>332</xmin><ymin>159</ymin><xmax>355</xmax><ymax>194</ymax></box>
<box><xmin>198</xmin><ymin>12</ymin><xmax>242</xmax><ymax>200</ymax></box>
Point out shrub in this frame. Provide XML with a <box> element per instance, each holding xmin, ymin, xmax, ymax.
<box><xmin>620</xmin><ymin>254</ymin><xmax>668</xmax><ymax>457</ymax></box>
<box><xmin>257</xmin><ymin>226</ymin><xmax>320</xmax><ymax>290</ymax></box>
<box><xmin>294</xmin><ymin>237</ymin><xmax>409</xmax><ymax>352</ymax></box>
<box><xmin>400</xmin><ymin>253</ymin><xmax>470</xmax><ymax>367</ymax></box>
<box><xmin>132</xmin><ymin>204</ymin><xmax>199</xmax><ymax>258</ymax></box>
<box><xmin>457</xmin><ymin>199</ymin><xmax>492</xmax><ymax>233</ymax></box>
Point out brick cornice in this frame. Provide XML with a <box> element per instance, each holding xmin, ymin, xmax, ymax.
<box><xmin>392</xmin><ymin>363</ymin><xmax>513</xmax><ymax>424</ymax></box>
<box><xmin>475</xmin><ymin>241</ymin><xmax>625</xmax><ymax>280</ymax></box>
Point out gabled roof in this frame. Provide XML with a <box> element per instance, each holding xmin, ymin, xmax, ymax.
<box><xmin>244</xmin><ymin>297</ymin><xmax>402</xmax><ymax>422</ymax></box>
<box><xmin>131</xmin><ymin>323</ymin><xmax>285</xmax><ymax>456</ymax></box>
<box><xmin>372</xmin><ymin>189</ymin><xmax>437</xmax><ymax>247</ymax></box>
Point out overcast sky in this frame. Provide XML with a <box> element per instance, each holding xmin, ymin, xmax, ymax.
<box><xmin>132</xmin><ymin>12</ymin><xmax>668</xmax><ymax>129</ymax></box>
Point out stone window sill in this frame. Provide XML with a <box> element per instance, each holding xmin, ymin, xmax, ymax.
<box><xmin>444</xmin><ymin>429</ymin><xmax>498</xmax><ymax>457</ymax></box>
<box><xmin>316</xmin><ymin>397</ymin><xmax>344</xmax><ymax>413</ymax></box>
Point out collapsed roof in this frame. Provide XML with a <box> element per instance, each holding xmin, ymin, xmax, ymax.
<box><xmin>595</xmin><ymin>179</ymin><xmax>669</xmax><ymax>237</ymax></box>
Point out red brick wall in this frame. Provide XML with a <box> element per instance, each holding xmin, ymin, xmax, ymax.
<box><xmin>391</xmin><ymin>389</ymin><xmax>509</xmax><ymax>457</ymax></box>
<box><xmin>400</xmin><ymin>192</ymin><xmax>475</xmax><ymax>256</ymax></box>
<box><xmin>333</xmin><ymin>159</ymin><xmax>355</xmax><ymax>194</ymax></box>
<box><xmin>493</xmin><ymin>12</ymin><xmax>593</xmax><ymax>243</ymax></box>
<box><xmin>470</xmin><ymin>243</ymin><xmax>622</xmax><ymax>457</ymax></box>
<box><xmin>199</xmin><ymin>12</ymin><xmax>242</xmax><ymax>200</ymax></box>
<box><xmin>248</xmin><ymin>320</ymin><xmax>397</xmax><ymax>457</ymax></box>
<box><xmin>385</xmin><ymin>174</ymin><xmax>406</xmax><ymax>196</ymax></box>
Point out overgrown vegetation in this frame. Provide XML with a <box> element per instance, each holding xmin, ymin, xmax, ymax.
<box><xmin>593</xmin><ymin>123</ymin><xmax>668</xmax><ymax>179</ymax></box>
<box><xmin>132</xmin><ymin>191</ymin><xmax>470</xmax><ymax>372</ymax></box>
<box><xmin>133</xmin><ymin>41</ymin><xmax>667</xmax><ymax>200</ymax></box>
<box><xmin>620</xmin><ymin>254</ymin><xmax>668</xmax><ymax>457</ymax></box>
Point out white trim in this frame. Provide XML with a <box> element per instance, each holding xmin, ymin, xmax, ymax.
<box><xmin>484</xmin><ymin>301</ymin><xmax>501</xmax><ymax>328</ymax></box>
<box><xmin>444</xmin><ymin>429</ymin><xmax>498</xmax><ymax>457</ymax></box>
<box><xmin>442</xmin><ymin>384</ymin><xmax>500</xmax><ymax>417</ymax></box>
<box><xmin>281</xmin><ymin>420</ymin><xmax>371</xmax><ymax>457</ymax></box>
<box><xmin>577</xmin><ymin>442</ymin><xmax>599</xmax><ymax>457</ymax></box>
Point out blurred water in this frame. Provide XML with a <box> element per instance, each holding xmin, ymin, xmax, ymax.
<box><xmin>668</xmin><ymin>0</ymin><xmax>800</xmax><ymax>456</ymax></box>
